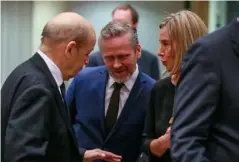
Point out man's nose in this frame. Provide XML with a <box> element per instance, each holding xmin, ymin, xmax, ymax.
<box><xmin>113</xmin><ymin>59</ymin><xmax>122</xmax><ymax>68</ymax></box>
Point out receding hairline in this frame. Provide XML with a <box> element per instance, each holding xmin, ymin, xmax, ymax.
<box><xmin>41</xmin><ymin>12</ymin><xmax>95</xmax><ymax>46</ymax></box>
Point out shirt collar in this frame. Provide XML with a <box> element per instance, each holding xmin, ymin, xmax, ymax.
<box><xmin>38</xmin><ymin>50</ymin><xmax>63</xmax><ymax>87</ymax></box>
<box><xmin>108</xmin><ymin>64</ymin><xmax>139</xmax><ymax>91</ymax></box>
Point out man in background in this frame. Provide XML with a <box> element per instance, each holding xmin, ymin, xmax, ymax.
<box><xmin>1</xmin><ymin>12</ymin><xmax>121</xmax><ymax>162</ymax></box>
<box><xmin>66</xmin><ymin>20</ymin><xmax>155</xmax><ymax>162</ymax></box>
<box><xmin>88</xmin><ymin>3</ymin><xmax>160</xmax><ymax>80</ymax></box>
<box><xmin>171</xmin><ymin>18</ymin><xmax>239</xmax><ymax>162</ymax></box>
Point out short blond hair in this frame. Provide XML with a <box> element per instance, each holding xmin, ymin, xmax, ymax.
<box><xmin>159</xmin><ymin>10</ymin><xmax>208</xmax><ymax>74</ymax></box>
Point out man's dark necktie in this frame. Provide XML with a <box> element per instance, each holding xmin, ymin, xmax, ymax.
<box><xmin>60</xmin><ymin>83</ymin><xmax>66</xmax><ymax>100</ymax></box>
<box><xmin>60</xmin><ymin>82</ymin><xmax>71</xmax><ymax>124</ymax></box>
<box><xmin>105</xmin><ymin>82</ymin><xmax>124</xmax><ymax>136</ymax></box>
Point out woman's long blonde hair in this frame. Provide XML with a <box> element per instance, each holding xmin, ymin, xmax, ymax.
<box><xmin>159</xmin><ymin>10</ymin><xmax>208</xmax><ymax>75</ymax></box>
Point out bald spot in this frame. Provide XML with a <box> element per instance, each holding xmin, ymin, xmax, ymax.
<box><xmin>41</xmin><ymin>12</ymin><xmax>95</xmax><ymax>46</ymax></box>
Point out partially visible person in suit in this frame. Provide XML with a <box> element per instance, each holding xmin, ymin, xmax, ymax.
<box><xmin>171</xmin><ymin>18</ymin><xmax>239</xmax><ymax>162</ymax></box>
<box><xmin>87</xmin><ymin>3</ymin><xmax>160</xmax><ymax>80</ymax></box>
<box><xmin>65</xmin><ymin>20</ymin><xmax>155</xmax><ymax>162</ymax></box>
<box><xmin>140</xmin><ymin>10</ymin><xmax>208</xmax><ymax>162</ymax></box>
<box><xmin>1</xmin><ymin>12</ymin><xmax>121</xmax><ymax>162</ymax></box>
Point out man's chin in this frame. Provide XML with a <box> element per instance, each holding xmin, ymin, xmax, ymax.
<box><xmin>111</xmin><ymin>75</ymin><xmax>130</xmax><ymax>83</ymax></box>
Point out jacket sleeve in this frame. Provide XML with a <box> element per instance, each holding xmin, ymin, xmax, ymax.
<box><xmin>171</xmin><ymin>42</ymin><xmax>220</xmax><ymax>162</ymax></box>
<box><xmin>4</xmin><ymin>84</ymin><xmax>52</xmax><ymax>162</ymax></box>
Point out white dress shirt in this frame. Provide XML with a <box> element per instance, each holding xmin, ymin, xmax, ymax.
<box><xmin>105</xmin><ymin>65</ymin><xmax>139</xmax><ymax>118</ymax></box>
<box><xmin>38</xmin><ymin>50</ymin><xmax>64</xmax><ymax>96</ymax></box>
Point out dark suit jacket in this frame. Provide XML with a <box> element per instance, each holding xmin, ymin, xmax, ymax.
<box><xmin>1</xmin><ymin>53</ymin><xmax>85</xmax><ymax>162</ymax></box>
<box><xmin>87</xmin><ymin>49</ymin><xmax>160</xmax><ymax>80</ymax></box>
<box><xmin>65</xmin><ymin>66</ymin><xmax>155</xmax><ymax>162</ymax></box>
<box><xmin>171</xmin><ymin>19</ymin><xmax>239</xmax><ymax>162</ymax></box>
<box><xmin>142</xmin><ymin>77</ymin><xmax>174</xmax><ymax>162</ymax></box>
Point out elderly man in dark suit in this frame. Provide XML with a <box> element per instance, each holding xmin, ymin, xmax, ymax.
<box><xmin>171</xmin><ymin>18</ymin><xmax>239</xmax><ymax>162</ymax></box>
<box><xmin>1</xmin><ymin>12</ymin><xmax>121</xmax><ymax>162</ymax></box>
<box><xmin>88</xmin><ymin>3</ymin><xmax>160</xmax><ymax>80</ymax></box>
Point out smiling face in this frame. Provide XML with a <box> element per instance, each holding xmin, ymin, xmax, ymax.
<box><xmin>100</xmin><ymin>33</ymin><xmax>141</xmax><ymax>83</ymax></box>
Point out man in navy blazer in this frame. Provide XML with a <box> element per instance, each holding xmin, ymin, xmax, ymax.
<box><xmin>87</xmin><ymin>3</ymin><xmax>160</xmax><ymax>80</ymax></box>
<box><xmin>66</xmin><ymin>20</ymin><xmax>155</xmax><ymax>162</ymax></box>
<box><xmin>171</xmin><ymin>19</ymin><xmax>239</xmax><ymax>162</ymax></box>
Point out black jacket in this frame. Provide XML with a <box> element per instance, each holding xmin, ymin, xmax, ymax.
<box><xmin>142</xmin><ymin>77</ymin><xmax>174</xmax><ymax>162</ymax></box>
<box><xmin>1</xmin><ymin>53</ymin><xmax>85</xmax><ymax>162</ymax></box>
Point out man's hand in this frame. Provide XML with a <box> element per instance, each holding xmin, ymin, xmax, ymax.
<box><xmin>83</xmin><ymin>149</ymin><xmax>122</xmax><ymax>162</ymax></box>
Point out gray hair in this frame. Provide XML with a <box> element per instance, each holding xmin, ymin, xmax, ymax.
<box><xmin>98</xmin><ymin>20</ymin><xmax>138</xmax><ymax>49</ymax></box>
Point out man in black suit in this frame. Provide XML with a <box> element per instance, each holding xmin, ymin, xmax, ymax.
<box><xmin>171</xmin><ymin>18</ymin><xmax>239</xmax><ymax>162</ymax></box>
<box><xmin>87</xmin><ymin>4</ymin><xmax>160</xmax><ymax>80</ymax></box>
<box><xmin>1</xmin><ymin>12</ymin><xmax>121</xmax><ymax>162</ymax></box>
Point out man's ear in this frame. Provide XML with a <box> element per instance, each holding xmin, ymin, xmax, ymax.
<box><xmin>136</xmin><ymin>44</ymin><xmax>141</xmax><ymax>59</ymax></box>
<box><xmin>64</xmin><ymin>41</ymin><xmax>77</xmax><ymax>58</ymax></box>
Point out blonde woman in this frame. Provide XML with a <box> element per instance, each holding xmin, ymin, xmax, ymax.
<box><xmin>141</xmin><ymin>10</ymin><xmax>208</xmax><ymax>162</ymax></box>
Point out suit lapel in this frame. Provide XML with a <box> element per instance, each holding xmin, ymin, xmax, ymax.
<box><xmin>104</xmin><ymin>73</ymin><xmax>145</xmax><ymax>142</ymax></box>
<box><xmin>31</xmin><ymin>53</ymin><xmax>79</xmax><ymax>148</ymax></box>
<box><xmin>228</xmin><ymin>19</ymin><xmax>239</xmax><ymax>57</ymax></box>
<box><xmin>96</xmin><ymin>68</ymin><xmax>109</xmax><ymax>136</ymax></box>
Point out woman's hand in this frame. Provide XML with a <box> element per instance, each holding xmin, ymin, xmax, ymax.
<box><xmin>149</xmin><ymin>127</ymin><xmax>171</xmax><ymax>157</ymax></box>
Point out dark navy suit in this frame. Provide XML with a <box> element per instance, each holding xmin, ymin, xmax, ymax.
<box><xmin>65</xmin><ymin>66</ymin><xmax>155</xmax><ymax>162</ymax></box>
<box><xmin>87</xmin><ymin>49</ymin><xmax>160</xmax><ymax>80</ymax></box>
<box><xmin>171</xmin><ymin>19</ymin><xmax>239</xmax><ymax>162</ymax></box>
